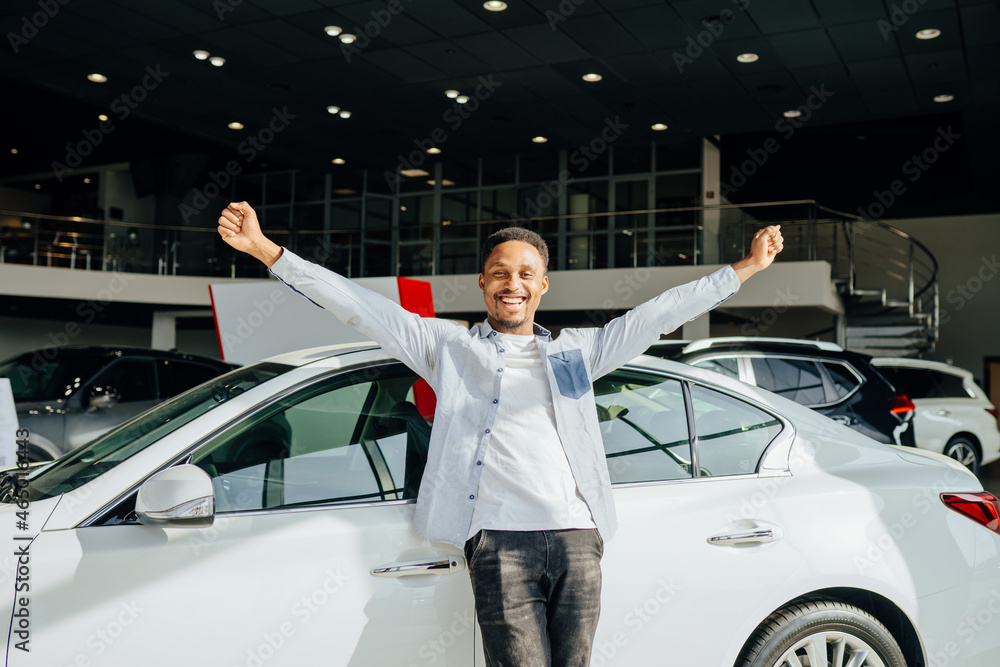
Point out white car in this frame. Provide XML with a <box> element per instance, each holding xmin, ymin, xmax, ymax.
<box><xmin>3</xmin><ymin>345</ymin><xmax>999</xmax><ymax>666</ymax></box>
<box><xmin>873</xmin><ymin>358</ymin><xmax>1000</xmax><ymax>475</ymax></box>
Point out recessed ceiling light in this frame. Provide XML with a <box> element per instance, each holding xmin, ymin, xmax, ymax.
<box><xmin>916</xmin><ymin>28</ymin><xmax>941</xmax><ymax>40</ymax></box>
<box><xmin>83</xmin><ymin>178</ymin><xmax>91</xmax><ymax>184</ymax></box>
<box><xmin>87</xmin><ymin>73</ymin><xmax>108</xmax><ymax>83</ymax></box>
<box><xmin>326</xmin><ymin>105</ymin><xmax>340</xmax><ymax>114</ymax></box>
<box><xmin>783</xmin><ymin>109</ymin><xmax>802</xmax><ymax>118</ymax></box>
<box><xmin>339</xmin><ymin>110</ymin><xmax>352</xmax><ymax>118</ymax></box>
<box><xmin>34</xmin><ymin>184</ymin><xmax>41</xmax><ymax>190</ymax></box>
<box><xmin>209</xmin><ymin>56</ymin><xmax>226</xmax><ymax>67</ymax></box>
<box><xmin>10</xmin><ymin>148</ymin><xmax>18</xmax><ymax>154</ymax></box>
<box><xmin>193</xmin><ymin>50</ymin><xmax>211</xmax><ymax>60</ymax></box>
<box><xmin>484</xmin><ymin>1</ymin><xmax>507</xmax><ymax>11</ymax></box>
<box><xmin>736</xmin><ymin>53</ymin><xmax>758</xmax><ymax>63</ymax></box>
<box><xmin>340</xmin><ymin>34</ymin><xmax>356</xmax><ymax>44</ymax></box>
<box><xmin>400</xmin><ymin>205</ymin><xmax>407</xmax><ymax>211</ymax></box>
<box><xmin>331</xmin><ymin>158</ymin><xmax>346</xmax><ymax>165</ymax></box>
<box><xmin>582</xmin><ymin>73</ymin><xmax>602</xmax><ymax>82</ymax></box>
<box><xmin>228</xmin><ymin>121</ymin><xmax>244</xmax><ymax>130</ymax></box>
<box><xmin>532</xmin><ymin>136</ymin><xmax>548</xmax><ymax>143</ymax></box>
<box><xmin>441</xmin><ymin>220</ymin><xmax>452</xmax><ymax>225</ymax></box>
<box><xmin>651</xmin><ymin>123</ymin><xmax>668</xmax><ymax>131</ymax></box>
<box><xmin>445</xmin><ymin>89</ymin><xmax>460</xmax><ymax>98</ymax></box>
<box><xmin>441</xmin><ymin>179</ymin><xmax>455</xmax><ymax>186</ymax></box>
<box><xmin>324</xmin><ymin>25</ymin><xmax>342</xmax><ymax>36</ymax></box>
<box><xmin>427</xmin><ymin>147</ymin><xmax>442</xmax><ymax>154</ymax></box>
<box><xmin>98</xmin><ymin>114</ymin><xmax>109</xmax><ymax>121</ymax></box>
<box><xmin>456</xmin><ymin>95</ymin><xmax>470</xmax><ymax>104</ymax></box>
<box><xmin>933</xmin><ymin>94</ymin><xmax>954</xmax><ymax>103</ymax></box>
<box><xmin>401</xmin><ymin>169</ymin><xmax>431</xmax><ymax>177</ymax></box>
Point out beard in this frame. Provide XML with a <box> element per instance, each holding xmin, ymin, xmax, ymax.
<box><xmin>493</xmin><ymin>315</ymin><xmax>527</xmax><ymax>331</ymax></box>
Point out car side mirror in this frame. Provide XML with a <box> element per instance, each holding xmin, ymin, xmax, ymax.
<box><xmin>136</xmin><ymin>464</ymin><xmax>215</xmax><ymax>528</ymax></box>
<box><xmin>88</xmin><ymin>389</ymin><xmax>120</xmax><ymax>411</ymax></box>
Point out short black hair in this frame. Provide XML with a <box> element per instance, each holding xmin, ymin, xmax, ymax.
<box><xmin>480</xmin><ymin>227</ymin><xmax>549</xmax><ymax>273</ymax></box>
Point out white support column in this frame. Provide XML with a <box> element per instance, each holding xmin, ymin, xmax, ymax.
<box><xmin>701</xmin><ymin>137</ymin><xmax>722</xmax><ymax>265</ymax></box>
<box><xmin>151</xmin><ymin>310</ymin><xmax>213</xmax><ymax>350</ymax></box>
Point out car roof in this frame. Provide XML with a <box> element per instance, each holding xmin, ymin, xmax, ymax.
<box><xmin>2</xmin><ymin>346</ymin><xmax>235</xmax><ymax>367</ymax></box>
<box><xmin>683</xmin><ymin>337</ymin><xmax>843</xmax><ymax>353</ymax></box>
<box><xmin>871</xmin><ymin>357</ymin><xmax>974</xmax><ymax>379</ymax></box>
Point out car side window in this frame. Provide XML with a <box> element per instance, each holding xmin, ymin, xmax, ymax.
<box><xmin>157</xmin><ymin>360</ymin><xmax>223</xmax><ymax>398</ymax></box>
<box><xmin>90</xmin><ymin>359</ymin><xmax>157</xmax><ymax>402</ymax></box>
<box><xmin>751</xmin><ymin>357</ymin><xmax>826</xmax><ymax>405</ymax></box>
<box><xmin>934</xmin><ymin>372</ymin><xmax>973</xmax><ymax>398</ymax></box>
<box><xmin>691</xmin><ymin>385</ymin><xmax>783</xmax><ymax>476</ymax></box>
<box><xmin>594</xmin><ymin>371</ymin><xmax>694</xmax><ymax>483</ymax></box>
<box><xmin>691</xmin><ymin>357</ymin><xmax>740</xmax><ymax>380</ymax></box>
<box><xmin>821</xmin><ymin>361</ymin><xmax>862</xmax><ymax>401</ymax></box>
<box><xmin>191</xmin><ymin>365</ymin><xmax>432</xmax><ymax>512</ymax></box>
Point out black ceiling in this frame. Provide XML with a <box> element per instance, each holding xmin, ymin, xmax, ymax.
<box><xmin>1</xmin><ymin>0</ymin><xmax>998</xmax><ymax>217</ymax></box>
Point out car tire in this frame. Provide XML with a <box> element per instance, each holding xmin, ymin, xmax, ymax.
<box><xmin>738</xmin><ymin>600</ymin><xmax>905</xmax><ymax>667</ymax></box>
<box><xmin>943</xmin><ymin>436</ymin><xmax>980</xmax><ymax>475</ymax></box>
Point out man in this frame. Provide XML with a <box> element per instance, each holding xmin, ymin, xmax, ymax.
<box><xmin>217</xmin><ymin>201</ymin><xmax>783</xmax><ymax>666</ymax></box>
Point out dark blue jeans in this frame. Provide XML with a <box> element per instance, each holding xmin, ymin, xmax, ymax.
<box><xmin>464</xmin><ymin>529</ymin><xmax>603</xmax><ymax>667</ymax></box>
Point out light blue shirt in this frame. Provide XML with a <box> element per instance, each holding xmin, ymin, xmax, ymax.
<box><xmin>270</xmin><ymin>250</ymin><xmax>740</xmax><ymax>547</ymax></box>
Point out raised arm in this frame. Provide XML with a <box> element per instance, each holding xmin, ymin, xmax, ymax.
<box><xmin>731</xmin><ymin>225</ymin><xmax>783</xmax><ymax>283</ymax></box>
<box><xmin>218</xmin><ymin>201</ymin><xmax>283</xmax><ymax>267</ymax></box>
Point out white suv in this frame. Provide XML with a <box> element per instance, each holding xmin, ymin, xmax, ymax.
<box><xmin>872</xmin><ymin>358</ymin><xmax>1000</xmax><ymax>474</ymax></box>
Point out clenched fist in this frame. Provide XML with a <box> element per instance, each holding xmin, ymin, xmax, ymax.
<box><xmin>218</xmin><ymin>202</ymin><xmax>283</xmax><ymax>267</ymax></box>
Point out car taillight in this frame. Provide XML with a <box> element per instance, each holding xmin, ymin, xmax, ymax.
<box><xmin>941</xmin><ymin>492</ymin><xmax>1000</xmax><ymax>536</ymax></box>
<box><xmin>987</xmin><ymin>407</ymin><xmax>998</xmax><ymax>420</ymax></box>
<box><xmin>891</xmin><ymin>394</ymin><xmax>915</xmax><ymax>414</ymax></box>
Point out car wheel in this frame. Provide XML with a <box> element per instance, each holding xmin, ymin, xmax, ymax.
<box><xmin>738</xmin><ymin>600</ymin><xmax>905</xmax><ymax>667</ymax></box>
<box><xmin>943</xmin><ymin>436</ymin><xmax>980</xmax><ymax>475</ymax></box>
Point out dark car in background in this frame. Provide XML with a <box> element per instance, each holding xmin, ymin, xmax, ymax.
<box><xmin>0</xmin><ymin>346</ymin><xmax>237</xmax><ymax>461</ymax></box>
<box><xmin>657</xmin><ymin>337</ymin><xmax>916</xmax><ymax>447</ymax></box>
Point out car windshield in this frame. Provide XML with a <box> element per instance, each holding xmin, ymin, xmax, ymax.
<box><xmin>0</xmin><ymin>352</ymin><xmax>108</xmax><ymax>402</ymax></box>
<box><xmin>3</xmin><ymin>362</ymin><xmax>292</xmax><ymax>502</ymax></box>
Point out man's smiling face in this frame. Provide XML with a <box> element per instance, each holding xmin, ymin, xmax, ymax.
<box><xmin>479</xmin><ymin>240</ymin><xmax>549</xmax><ymax>335</ymax></box>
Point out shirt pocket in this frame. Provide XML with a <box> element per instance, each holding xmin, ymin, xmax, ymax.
<box><xmin>548</xmin><ymin>349</ymin><xmax>591</xmax><ymax>400</ymax></box>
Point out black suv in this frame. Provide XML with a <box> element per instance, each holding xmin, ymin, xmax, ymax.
<box><xmin>1</xmin><ymin>346</ymin><xmax>238</xmax><ymax>461</ymax></box>
<box><xmin>652</xmin><ymin>337</ymin><xmax>916</xmax><ymax>447</ymax></box>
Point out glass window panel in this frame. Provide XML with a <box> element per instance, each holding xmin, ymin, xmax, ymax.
<box><xmin>655</xmin><ymin>174</ymin><xmax>700</xmax><ymax>221</ymax></box>
<box><xmin>265</xmin><ymin>172</ymin><xmax>293</xmax><ymax>205</ymax></box>
<box><xmin>571</xmin><ymin>147</ymin><xmax>609</xmax><ymax>178</ymax></box>
<box><xmin>442</xmin><ymin>159</ymin><xmax>479</xmax><ymax>188</ymax></box>
<box><xmin>295</xmin><ymin>171</ymin><xmax>326</xmax><ymax>202</ymax></box>
<box><xmin>481</xmin><ymin>188</ymin><xmax>517</xmax><ymax>221</ymax></box>
<box><xmin>91</xmin><ymin>360</ymin><xmax>156</xmax><ymax>402</ymax></box>
<box><xmin>330</xmin><ymin>171</ymin><xmax>363</xmax><ymax>199</ymax></box>
<box><xmin>365</xmin><ymin>167</ymin><xmax>395</xmax><ymax>195</ymax></box>
<box><xmin>519</xmin><ymin>152</ymin><xmax>558</xmax><ymax>184</ymax></box>
<box><xmin>566</xmin><ymin>180</ymin><xmax>609</xmax><ymax>230</ymax></box>
<box><xmin>639</xmin><ymin>228</ymin><xmax>696</xmax><ymax>266</ymax></box>
<box><xmin>654</xmin><ymin>139</ymin><xmax>701</xmax><ymax>171</ymax></box>
<box><xmin>365</xmin><ymin>196</ymin><xmax>393</xmax><ymax>229</ymax></box>
<box><xmin>293</xmin><ymin>203</ymin><xmax>324</xmax><ymax>231</ymax></box>
<box><xmin>261</xmin><ymin>206</ymin><xmax>290</xmax><ymax>231</ymax></box>
<box><xmin>822</xmin><ymin>362</ymin><xmax>862</xmax><ymax>401</ymax></box>
<box><xmin>594</xmin><ymin>370</ymin><xmax>693</xmax><ymax>483</ymax></box>
<box><xmin>691</xmin><ymin>384</ymin><xmax>783</xmax><ymax>477</ymax></box>
<box><xmin>482</xmin><ymin>155</ymin><xmax>516</xmax><ymax>185</ymax></box>
<box><xmin>751</xmin><ymin>358</ymin><xmax>826</xmax><ymax>406</ymax></box>
<box><xmin>439</xmin><ymin>240</ymin><xmax>479</xmax><ymax>274</ymax></box>
<box><xmin>156</xmin><ymin>361</ymin><xmax>220</xmax><ymax>399</ymax></box>
<box><xmin>364</xmin><ymin>242</ymin><xmax>393</xmax><ymax>276</ymax></box>
<box><xmin>692</xmin><ymin>358</ymin><xmax>740</xmax><ymax>380</ymax></box>
<box><xmin>613</xmin><ymin>144</ymin><xmax>652</xmax><ymax>174</ymax></box>
<box><xmin>400</xmin><ymin>195</ymin><xmax>434</xmax><ymax>241</ymax></box>
<box><xmin>234</xmin><ymin>175</ymin><xmax>262</xmax><ymax>204</ymax></box>
<box><xmin>192</xmin><ymin>365</ymin><xmax>434</xmax><ymax>511</ymax></box>
<box><xmin>398</xmin><ymin>242</ymin><xmax>434</xmax><ymax>276</ymax></box>
<box><xmin>566</xmin><ymin>234</ymin><xmax>590</xmax><ymax>270</ymax></box>
<box><xmin>330</xmin><ymin>200</ymin><xmax>361</xmax><ymax>230</ymax></box>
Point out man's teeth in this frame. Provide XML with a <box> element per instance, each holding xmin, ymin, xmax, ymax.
<box><xmin>501</xmin><ymin>296</ymin><xmax>524</xmax><ymax>304</ymax></box>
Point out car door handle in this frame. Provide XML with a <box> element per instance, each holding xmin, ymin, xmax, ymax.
<box><xmin>707</xmin><ymin>528</ymin><xmax>774</xmax><ymax>546</ymax></box>
<box><xmin>371</xmin><ymin>556</ymin><xmax>467</xmax><ymax>578</ymax></box>
<box><xmin>829</xmin><ymin>415</ymin><xmax>851</xmax><ymax>425</ymax></box>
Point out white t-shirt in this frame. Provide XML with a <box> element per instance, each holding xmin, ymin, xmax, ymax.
<box><xmin>467</xmin><ymin>332</ymin><xmax>596</xmax><ymax>538</ymax></box>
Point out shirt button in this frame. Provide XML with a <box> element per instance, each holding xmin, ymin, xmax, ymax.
<box><xmin>498</xmin><ymin>368</ymin><xmax>503</xmax><ymax>372</ymax></box>
<box><xmin>491</xmin><ymin>331</ymin><xmax>496</xmax><ymax>336</ymax></box>
<box><xmin>470</xmin><ymin>494</ymin><xmax>476</xmax><ymax>499</ymax></box>
<box><xmin>485</xmin><ymin>428</ymin><xmax>490</xmax><ymax>434</ymax></box>
<box><xmin>477</xmin><ymin>461</ymin><xmax>482</xmax><ymax>466</ymax></box>
<box><xmin>493</xmin><ymin>399</ymin><xmax>498</xmax><ymax>404</ymax></box>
